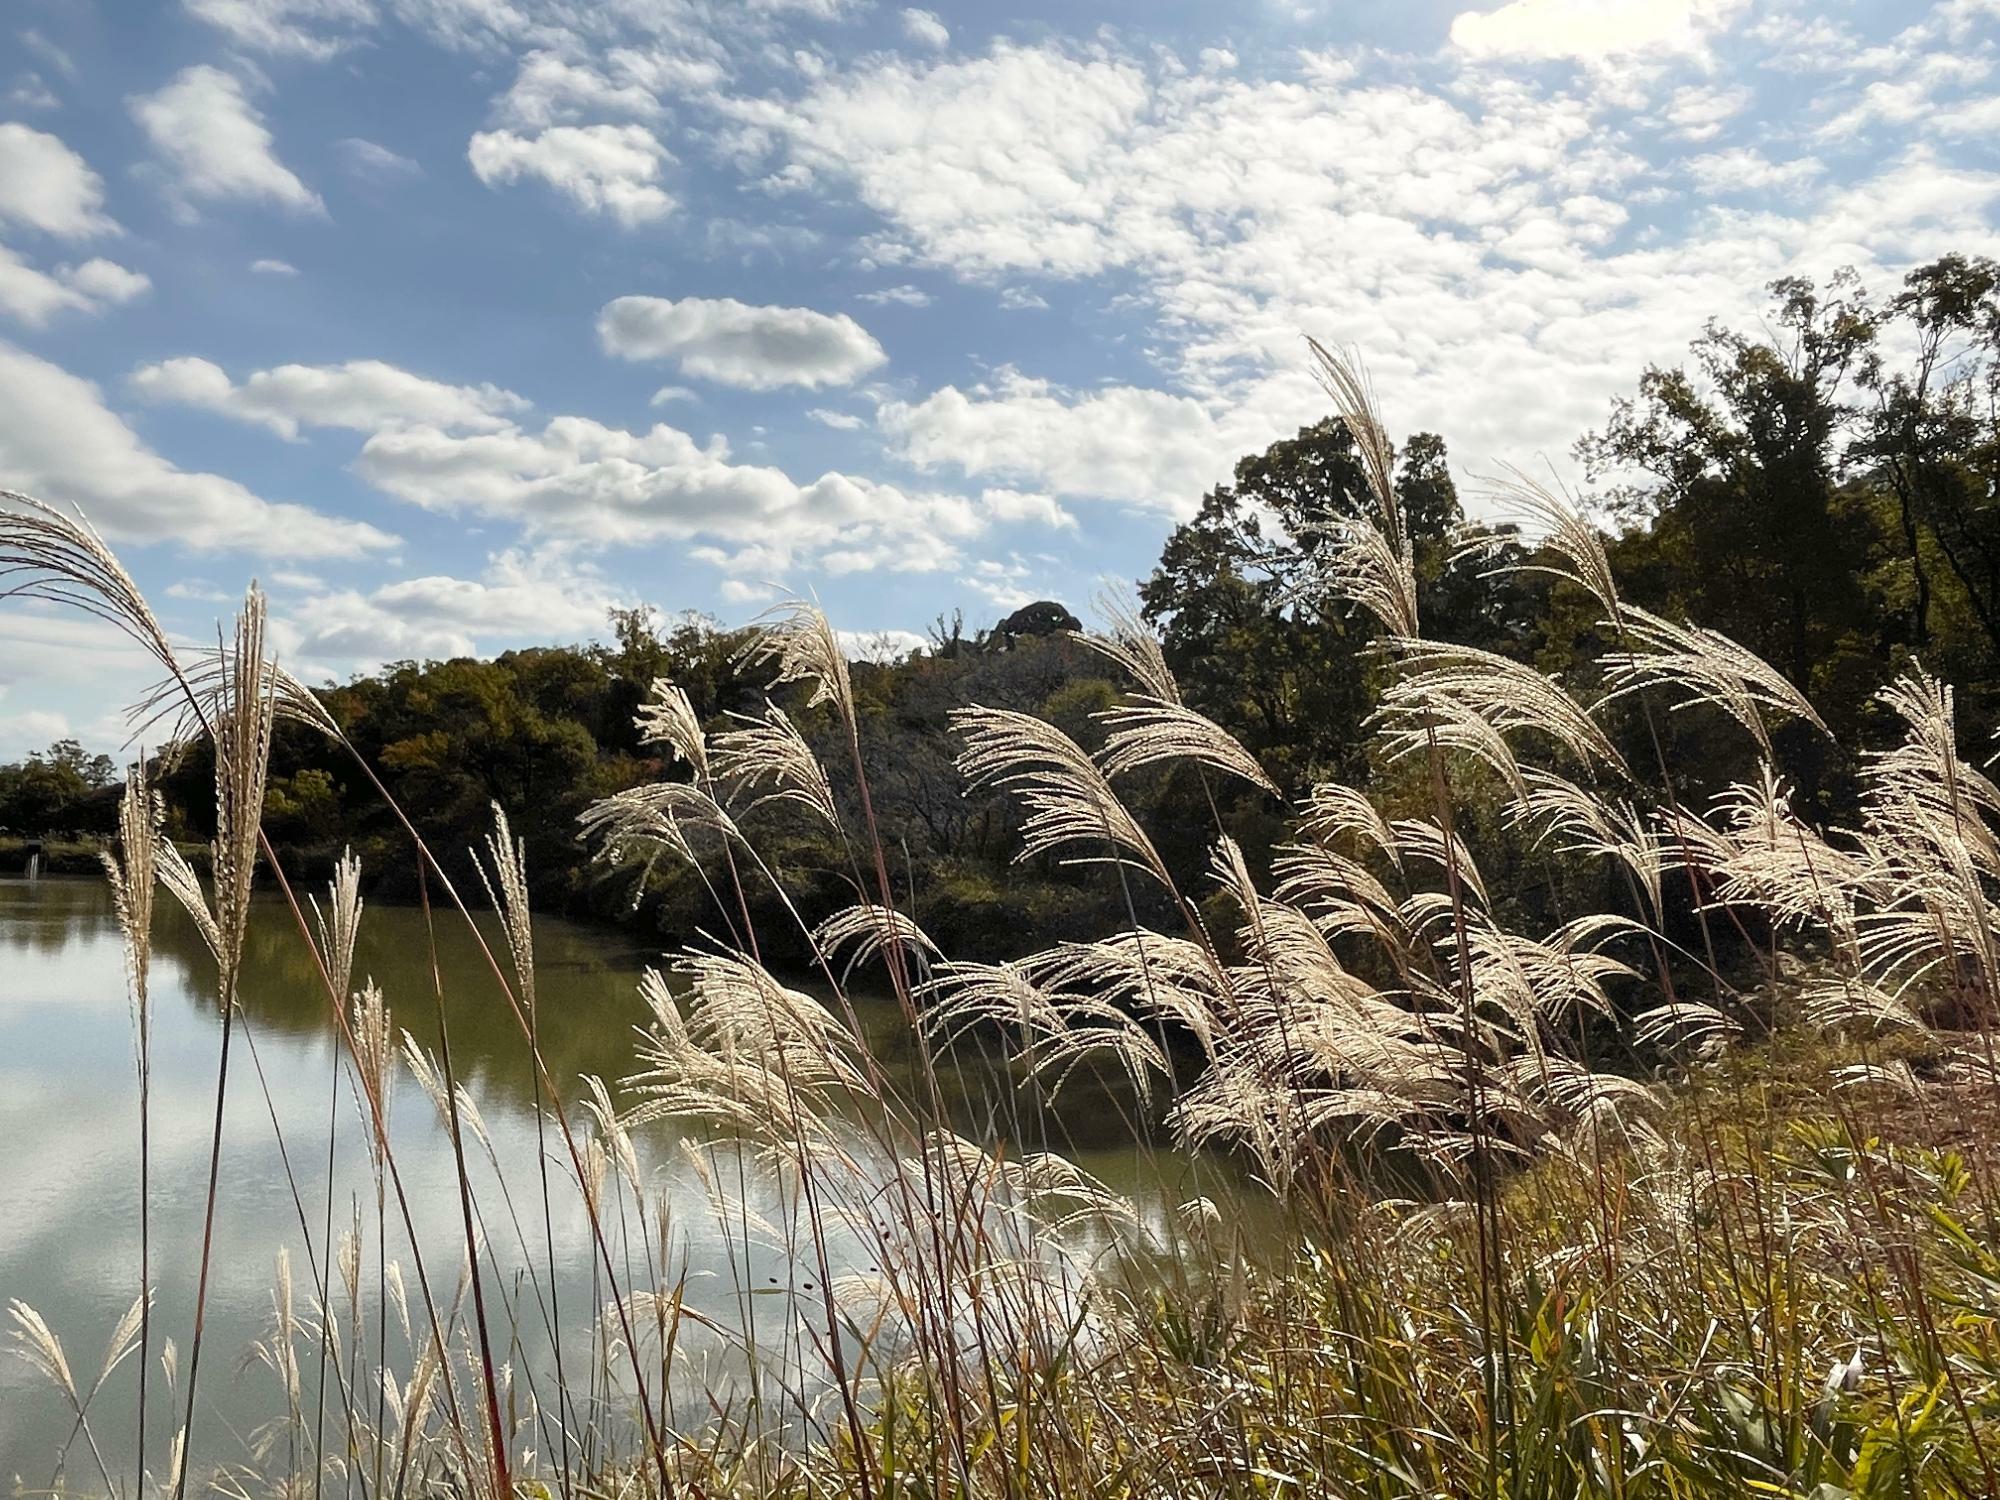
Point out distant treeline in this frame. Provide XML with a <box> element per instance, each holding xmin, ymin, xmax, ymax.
<box><xmin>7</xmin><ymin>253</ymin><xmax>1998</xmax><ymax>964</ymax></box>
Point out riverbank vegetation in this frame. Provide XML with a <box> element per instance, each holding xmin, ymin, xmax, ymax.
<box><xmin>5</xmin><ymin>254</ymin><xmax>2000</xmax><ymax>1497</ymax></box>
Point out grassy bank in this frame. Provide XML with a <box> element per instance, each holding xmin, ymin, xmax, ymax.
<box><xmin>0</xmin><ymin>834</ymin><xmax>108</xmax><ymax>876</ymax></box>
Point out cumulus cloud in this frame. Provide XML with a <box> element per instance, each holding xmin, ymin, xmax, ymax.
<box><xmin>351</xmin><ymin>411</ymin><xmax>982</xmax><ymax>574</ymax></box>
<box><xmin>980</xmin><ymin>488</ymin><xmax>1077</xmax><ymax>530</ymax></box>
<box><xmin>129</xmin><ymin>65</ymin><xmax>324</xmax><ymax>216</ymax></box>
<box><xmin>901</xmin><ymin>9</ymin><xmax>949</xmax><ymax>49</ymax></box>
<box><xmin>1448</xmin><ymin>0</ymin><xmax>1750</xmax><ymax>63</ymax></box>
<box><xmin>130</xmin><ymin>356</ymin><xmax>530</xmax><ymax>441</ymax></box>
<box><xmin>733</xmin><ymin>32</ymin><xmax>2000</xmax><ymax>509</ymax></box>
<box><xmin>0</xmin><ymin>123</ymin><xmax>118</xmax><ymax>237</ymax></box>
<box><xmin>490</xmin><ymin>47</ymin><xmax>720</xmax><ymax>129</ymax></box>
<box><xmin>469</xmin><ymin>124</ymin><xmax>675</xmax><ymax>224</ymax></box>
<box><xmin>878</xmin><ymin>373</ymin><xmax>1233</xmax><ymax>513</ymax></box>
<box><xmin>838</xmin><ymin>627</ymin><xmax>926</xmax><ymax>662</ymax></box>
<box><xmin>251</xmin><ymin>257</ymin><xmax>298</xmax><ymax>275</ymax></box>
<box><xmin>1685</xmin><ymin>147</ymin><xmax>1824</xmax><ymax>195</ymax></box>
<box><xmin>0</xmin><ymin>341</ymin><xmax>394</xmax><ymax>557</ymax></box>
<box><xmin>1661</xmin><ymin>83</ymin><xmax>1752</xmax><ymax>141</ymax></box>
<box><xmin>285</xmin><ymin>551</ymin><xmax>622</xmax><ymax>670</ymax></box>
<box><xmin>0</xmin><ymin>249</ymin><xmax>149</xmax><ymax>326</ymax></box>
<box><xmin>597</xmin><ymin>295</ymin><xmax>887</xmax><ymax>389</ymax></box>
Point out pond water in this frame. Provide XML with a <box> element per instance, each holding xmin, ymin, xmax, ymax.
<box><xmin>0</xmin><ymin>874</ymin><xmax>1207</xmax><ymax>1486</ymax></box>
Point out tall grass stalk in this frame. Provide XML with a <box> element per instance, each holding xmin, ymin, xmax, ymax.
<box><xmin>10</xmin><ymin>345</ymin><xmax>2000</xmax><ymax>1500</ymax></box>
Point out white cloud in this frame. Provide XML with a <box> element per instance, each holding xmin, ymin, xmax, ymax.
<box><xmin>739</xmin><ymin>34</ymin><xmax>2000</xmax><ymax>513</ymax></box>
<box><xmin>350</xmin><ymin>412</ymin><xmax>978</xmax><ymax>574</ymax></box>
<box><xmin>166</xmin><ymin>579</ymin><xmax>233</xmax><ymax>602</ymax></box>
<box><xmin>960</xmin><ymin>557</ymin><xmax>1035</xmax><ymax>610</ymax></box>
<box><xmin>0</xmin><ymin>123</ymin><xmax>117</xmax><ymax>237</ymax></box>
<box><xmin>468</xmin><ymin>124</ymin><xmax>674</xmax><ymax>224</ymax></box>
<box><xmin>7</xmin><ymin>72</ymin><xmax>59</xmax><ymax>111</ymax></box>
<box><xmin>129</xmin><ymin>66</ymin><xmax>324</xmax><ymax>216</ymax></box>
<box><xmin>1815</xmin><ymin>51</ymin><xmax>1992</xmax><ymax>142</ymax></box>
<box><xmin>597</xmin><ymin>295</ymin><xmax>887</xmax><ymax>389</ymax></box>
<box><xmin>0</xmin><ymin>341</ymin><xmax>395</xmax><ymax>557</ymax></box>
<box><xmin>901</xmin><ymin>9</ymin><xmax>949</xmax><ymax>49</ymax></box>
<box><xmin>62</xmin><ymin>258</ymin><xmax>149</xmax><ymax>303</ymax></box>
<box><xmin>809</xmin><ymin>407</ymin><xmax>866</xmax><ymax>429</ymax></box>
<box><xmin>491</xmin><ymin>47</ymin><xmax>717</xmax><ymax>130</ymax></box>
<box><xmin>20</xmin><ymin>30</ymin><xmax>75</xmax><ymax>80</ymax></box>
<box><xmin>183</xmin><ymin>0</ymin><xmax>377</xmax><ymax>59</ymax></box>
<box><xmin>251</xmin><ymin>257</ymin><xmax>298</xmax><ymax>275</ymax></box>
<box><xmin>130</xmin><ymin>356</ymin><xmax>531</xmax><ymax>440</ymax></box>
<box><xmin>878</xmin><ymin>372</ymin><xmax>1232</xmax><ymax>513</ymax></box>
<box><xmin>857</xmin><ymin>283</ymin><xmax>931</xmax><ymax>306</ymax></box>
<box><xmin>980</xmin><ymin>488</ymin><xmax>1076</xmax><ymax>530</ymax></box>
<box><xmin>285</xmin><ymin>551</ymin><xmax>620</xmax><ymax>670</ymax></box>
<box><xmin>1448</xmin><ymin>0</ymin><xmax>1750</xmax><ymax>63</ymax></box>
<box><xmin>336</xmin><ymin>137</ymin><xmax>424</xmax><ymax>182</ymax></box>
<box><xmin>1685</xmin><ymin>147</ymin><xmax>1824</xmax><ymax>195</ymax></box>
<box><xmin>838</xmin><ymin>627</ymin><xmax>926</xmax><ymax>662</ymax></box>
<box><xmin>1662</xmin><ymin>83</ymin><xmax>1751</xmax><ymax>142</ymax></box>
<box><xmin>650</xmin><ymin>384</ymin><xmax>698</xmax><ymax>405</ymax></box>
<box><xmin>0</xmin><ymin>249</ymin><xmax>149</xmax><ymax>326</ymax></box>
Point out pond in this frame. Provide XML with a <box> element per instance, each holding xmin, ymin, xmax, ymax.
<box><xmin>0</xmin><ymin>874</ymin><xmax>1212</xmax><ymax>1485</ymax></box>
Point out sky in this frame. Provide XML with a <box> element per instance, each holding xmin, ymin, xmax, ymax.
<box><xmin>0</xmin><ymin>0</ymin><xmax>1997</xmax><ymax>759</ymax></box>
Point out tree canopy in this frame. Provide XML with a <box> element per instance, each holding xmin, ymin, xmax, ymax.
<box><xmin>8</xmin><ymin>253</ymin><xmax>1999</xmax><ymax>961</ymax></box>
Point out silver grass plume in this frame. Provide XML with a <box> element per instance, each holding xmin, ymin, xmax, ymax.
<box><xmin>711</xmin><ymin>701</ymin><xmax>841</xmax><ymax>826</ymax></box>
<box><xmin>474</xmin><ymin>804</ymin><xmax>535</xmax><ymax>1016</ymax></box>
<box><xmin>401</xmin><ymin>1032</ymin><xmax>493</xmax><ymax>1154</ymax></box>
<box><xmin>1076</xmin><ymin>592</ymin><xmax>1279</xmax><ymax>796</ymax></box>
<box><xmin>579</xmin><ymin>779</ymin><xmax>742</xmax><ymax>890</ymax></box>
<box><xmin>194</xmin><ymin>588</ymin><xmax>279</xmax><ymax>1006</ymax></box>
<box><xmin>1507</xmin><ymin>770</ymin><xmax>1664</xmax><ymax>921</ymax></box>
<box><xmin>157</xmin><ymin>838</ymin><xmax>223</xmax><ymax>964</ymax></box>
<box><xmin>738</xmin><ymin>597</ymin><xmax>856</xmax><ymax>738</ymax></box>
<box><xmin>350</xmin><ymin>983</ymin><xmax>395</xmax><ymax>1160</ymax></box>
<box><xmin>919</xmin><ymin>957</ymin><xmax>1171</xmax><ymax>1104</ymax></box>
<box><xmin>1602</xmin><ymin>605</ymin><xmax>1828</xmax><ymax>756</ymax></box>
<box><xmin>635</xmin><ymin>679</ymin><xmax>709</xmax><ymax>777</ymax></box>
<box><xmin>1475</xmin><ymin>469</ymin><xmax>1622</xmax><ymax>619</ymax></box>
<box><xmin>1073</xmin><ymin>590</ymin><xmax>1178</xmax><ymax>702</ymax></box>
<box><xmin>951</xmin><ymin>705</ymin><xmax>1169</xmax><ymax>884</ymax></box>
<box><xmin>103</xmin><ymin>767</ymin><xmax>164</xmax><ymax>1057</ymax></box>
<box><xmin>1376</xmin><ymin>640</ymin><xmax>1629</xmax><ymax>796</ymax></box>
<box><xmin>1307</xmin><ymin>339</ymin><xmax>1400</xmax><ymax>542</ymax></box>
<box><xmin>579</xmin><ymin>1075</ymin><xmax>644</xmax><ymax>1198</ymax></box>
<box><xmin>814</xmin><ymin>902</ymin><xmax>941</xmax><ymax>978</ymax></box>
<box><xmin>311</xmin><ymin>847</ymin><xmax>365</xmax><ymax>1006</ymax></box>
<box><xmin>1096</xmin><ymin>698</ymin><xmax>1279</xmax><ymax>796</ymax></box>
<box><xmin>0</xmin><ymin>491</ymin><xmax>178</xmax><ymax>689</ymax></box>
<box><xmin>1296</xmin><ymin>340</ymin><xmax>1419</xmax><ymax>638</ymax></box>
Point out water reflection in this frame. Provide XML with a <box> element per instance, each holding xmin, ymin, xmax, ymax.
<box><xmin>0</xmin><ymin>876</ymin><xmax>1198</xmax><ymax>1484</ymax></box>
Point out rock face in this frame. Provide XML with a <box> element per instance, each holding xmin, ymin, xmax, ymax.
<box><xmin>994</xmin><ymin>600</ymin><xmax>1082</xmax><ymax>645</ymax></box>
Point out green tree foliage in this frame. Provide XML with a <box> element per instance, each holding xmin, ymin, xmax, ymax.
<box><xmin>0</xmin><ymin>738</ymin><xmax>117</xmax><ymax>835</ymax></box>
<box><xmin>14</xmin><ymin>250</ymin><xmax>2000</xmax><ymax>962</ymax></box>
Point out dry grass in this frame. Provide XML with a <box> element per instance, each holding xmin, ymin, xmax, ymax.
<box><xmin>7</xmin><ymin>348</ymin><xmax>2000</xmax><ymax>1499</ymax></box>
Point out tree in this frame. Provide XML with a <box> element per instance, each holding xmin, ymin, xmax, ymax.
<box><xmin>1853</xmin><ymin>254</ymin><xmax>2000</xmax><ymax>655</ymax></box>
<box><xmin>1582</xmin><ymin>272</ymin><xmax>1883</xmax><ymax>712</ymax></box>
<box><xmin>1140</xmin><ymin>419</ymin><xmax>1485</xmax><ymax>789</ymax></box>
<box><xmin>0</xmin><ymin>739</ymin><xmax>115</xmax><ymax>833</ymax></box>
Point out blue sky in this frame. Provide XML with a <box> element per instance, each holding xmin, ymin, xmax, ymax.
<box><xmin>1</xmin><ymin>0</ymin><xmax>1997</xmax><ymax>757</ymax></box>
